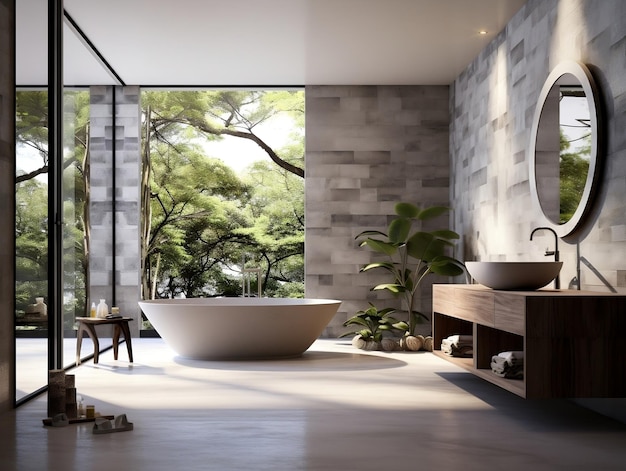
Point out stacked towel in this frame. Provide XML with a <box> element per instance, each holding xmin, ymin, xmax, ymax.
<box><xmin>441</xmin><ymin>334</ymin><xmax>473</xmax><ymax>357</ymax></box>
<box><xmin>491</xmin><ymin>351</ymin><xmax>524</xmax><ymax>379</ymax></box>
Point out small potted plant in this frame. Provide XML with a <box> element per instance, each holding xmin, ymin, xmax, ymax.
<box><xmin>339</xmin><ymin>303</ymin><xmax>404</xmax><ymax>351</ymax></box>
<box><xmin>354</xmin><ymin>202</ymin><xmax>465</xmax><ymax>349</ymax></box>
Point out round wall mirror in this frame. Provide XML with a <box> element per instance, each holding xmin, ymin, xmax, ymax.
<box><xmin>529</xmin><ymin>61</ymin><xmax>603</xmax><ymax>237</ymax></box>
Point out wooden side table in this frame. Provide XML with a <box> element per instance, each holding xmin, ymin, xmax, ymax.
<box><xmin>75</xmin><ymin>317</ymin><xmax>134</xmax><ymax>365</ymax></box>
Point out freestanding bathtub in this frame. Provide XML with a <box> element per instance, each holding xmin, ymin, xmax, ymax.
<box><xmin>138</xmin><ymin>298</ymin><xmax>342</xmax><ymax>360</ymax></box>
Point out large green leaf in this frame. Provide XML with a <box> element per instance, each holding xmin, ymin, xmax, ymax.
<box><xmin>417</xmin><ymin>206</ymin><xmax>450</xmax><ymax>220</ymax></box>
<box><xmin>412</xmin><ymin>311</ymin><xmax>430</xmax><ymax>322</ymax></box>
<box><xmin>430</xmin><ymin>229</ymin><xmax>460</xmax><ymax>240</ymax></box>
<box><xmin>429</xmin><ymin>256</ymin><xmax>466</xmax><ymax>276</ymax></box>
<box><xmin>359</xmin><ymin>238</ymin><xmax>397</xmax><ymax>256</ymax></box>
<box><xmin>395</xmin><ymin>202</ymin><xmax>420</xmax><ymax>218</ymax></box>
<box><xmin>382</xmin><ymin>316</ymin><xmax>401</xmax><ymax>325</ymax></box>
<box><xmin>392</xmin><ymin>321</ymin><xmax>409</xmax><ymax>331</ymax></box>
<box><xmin>360</xmin><ymin>261</ymin><xmax>395</xmax><ymax>273</ymax></box>
<box><xmin>359</xmin><ymin>304</ymin><xmax>379</xmax><ymax>316</ymax></box>
<box><xmin>376</xmin><ymin>307</ymin><xmax>397</xmax><ymax>316</ymax></box>
<box><xmin>430</xmin><ymin>263</ymin><xmax>465</xmax><ymax>276</ymax></box>
<box><xmin>358</xmin><ymin>329</ymin><xmax>374</xmax><ymax>339</ymax></box>
<box><xmin>355</xmin><ymin>230</ymin><xmax>387</xmax><ymax>240</ymax></box>
<box><xmin>372</xmin><ymin>283</ymin><xmax>406</xmax><ymax>294</ymax></box>
<box><xmin>406</xmin><ymin>232</ymin><xmax>448</xmax><ymax>261</ymax></box>
<box><xmin>343</xmin><ymin>316</ymin><xmax>370</xmax><ymax>327</ymax></box>
<box><xmin>388</xmin><ymin>218</ymin><xmax>411</xmax><ymax>243</ymax></box>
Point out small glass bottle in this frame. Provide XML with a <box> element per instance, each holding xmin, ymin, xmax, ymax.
<box><xmin>77</xmin><ymin>395</ymin><xmax>85</xmax><ymax>418</ymax></box>
<box><xmin>96</xmin><ymin>299</ymin><xmax>108</xmax><ymax>318</ymax></box>
<box><xmin>90</xmin><ymin>302</ymin><xmax>96</xmax><ymax>318</ymax></box>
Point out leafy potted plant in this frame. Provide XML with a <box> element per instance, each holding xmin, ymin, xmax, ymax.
<box><xmin>354</xmin><ymin>202</ymin><xmax>465</xmax><ymax>347</ymax></box>
<box><xmin>339</xmin><ymin>303</ymin><xmax>404</xmax><ymax>351</ymax></box>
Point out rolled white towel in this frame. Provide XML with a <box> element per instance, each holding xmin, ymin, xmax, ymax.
<box><xmin>497</xmin><ymin>351</ymin><xmax>524</xmax><ymax>365</ymax></box>
<box><xmin>490</xmin><ymin>355</ymin><xmax>508</xmax><ymax>371</ymax></box>
<box><xmin>446</xmin><ymin>334</ymin><xmax>473</xmax><ymax>347</ymax></box>
<box><xmin>491</xmin><ymin>352</ymin><xmax>524</xmax><ymax>379</ymax></box>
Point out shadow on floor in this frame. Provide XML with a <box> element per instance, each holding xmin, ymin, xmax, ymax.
<box><xmin>80</xmin><ymin>362</ymin><xmax>167</xmax><ymax>376</ymax></box>
<box><xmin>436</xmin><ymin>371</ymin><xmax>626</xmax><ymax>432</ymax></box>
<box><xmin>174</xmin><ymin>350</ymin><xmax>408</xmax><ymax>372</ymax></box>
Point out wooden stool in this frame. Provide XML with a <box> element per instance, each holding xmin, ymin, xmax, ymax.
<box><xmin>76</xmin><ymin>317</ymin><xmax>134</xmax><ymax>365</ymax></box>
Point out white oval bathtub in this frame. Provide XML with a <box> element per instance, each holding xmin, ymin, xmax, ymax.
<box><xmin>138</xmin><ymin>298</ymin><xmax>342</xmax><ymax>360</ymax></box>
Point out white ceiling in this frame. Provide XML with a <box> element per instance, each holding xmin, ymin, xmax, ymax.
<box><xmin>16</xmin><ymin>0</ymin><xmax>527</xmax><ymax>87</ymax></box>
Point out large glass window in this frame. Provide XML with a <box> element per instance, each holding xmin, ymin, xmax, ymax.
<box><xmin>15</xmin><ymin>90</ymin><xmax>50</xmax><ymax>400</ymax></box>
<box><xmin>140</xmin><ymin>90</ymin><xmax>305</xmax><ymax>322</ymax></box>
<box><xmin>14</xmin><ymin>5</ymin><xmax>305</xmax><ymax>403</ymax></box>
<box><xmin>15</xmin><ymin>89</ymin><xmax>90</xmax><ymax>401</ymax></box>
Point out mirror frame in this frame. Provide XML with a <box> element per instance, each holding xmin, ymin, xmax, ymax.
<box><xmin>529</xmin><ymin>61</ymin><xmax>603</xmax><ymax>238</ymax></box>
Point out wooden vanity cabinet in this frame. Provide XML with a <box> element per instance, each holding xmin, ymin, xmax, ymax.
<box><xmin>432</xmin><ymin>284</ymin><xmax>626</xmax><ymax>399</ymax></box>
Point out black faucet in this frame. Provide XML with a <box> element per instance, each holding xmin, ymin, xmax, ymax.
<box><xmin>530</xmin><ymin>226</ymin><xmax>560</xmax><ymax>289</ymax></box>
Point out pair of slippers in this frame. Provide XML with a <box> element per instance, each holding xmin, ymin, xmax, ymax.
<box><xmin>93</xmin><ymin>414</ymin><xmax>134</xmax><ymax>434</ymax></box>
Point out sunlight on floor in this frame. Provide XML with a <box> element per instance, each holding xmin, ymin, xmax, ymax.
<box><xmin>4</xmin><ymin>338</ymin><xmax>626</xmax><ymax>471</ymax></box>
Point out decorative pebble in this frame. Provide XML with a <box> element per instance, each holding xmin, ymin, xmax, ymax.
<box><xmin>405</xmin><ymin>335</ymin><xmax>423</xmax><ymax>351</ymax></box>
<box><xmin>423</xmin><ymin>336</ymin><xmax>434</xmax><ymax>352</ymax></box>
<box><xmin>352</xmin><ymin>335</ymin><xmax>367</xmax><ymax>350</ymax></box>
<box><xmin>381</xmin><ymin>338</ymin><xmax>398</xmax><ymax>351</ymax></box>
<box><xmin>365</xmin><ymin>340</ymin><xmax>380</xmax><ymax>351</ymax></box>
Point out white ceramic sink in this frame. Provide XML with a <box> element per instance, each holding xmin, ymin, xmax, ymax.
<box><xmin>465</xmin><ymin>261</ymin><xmax>563</xmax><ymax>290</ymax></box>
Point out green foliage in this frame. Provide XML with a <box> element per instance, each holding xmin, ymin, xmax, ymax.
<box><xmin>236</xmin><ymin>159</ymin><xmax>305</xmax><ymax>295</ymax></box>
<box><xmin>15</xmin><ymin>90</ymin><xmax>90</xmax><ymax>324</ymax></box>
<box><xmin>355</xmin><ymin>202</ymin><xmax>465</xmax><ymax>335</ymax></box>
<box><xmin>143</xmin><ymin>90</ymin><xmax>305</xmax><ymax>299</ymax></box>
<box><xmin>559</xmin><ymin>130</ymin><xmax>590</xmax><ymax>223</ymax></box>
<box><xmin>16</xmin><ymin>91</ymin><xmax>48</xmax><ymax>164</ymax></box>
<box><xmin>147</xmin><ymin>144</ymin><xmax>251</xmax><ymax>298</ymax></box>
<box><xmin>339</xmin><ymin>303</ymin><xmax>405</xmax><ymax>342</ymax></box>
<box><xmin>15</xmin><ymin>88</ymin><xmax>306</xmax><ymax>328</ymax></box>
<box><xmin>15</xmin><ymin>178</ymin><xmax>48</xmax><ymax>312</ymax></box>
<box><xmin>270</xmin><ymin>281</ymin><xmax>305</xmax><ymax>298</ymax></box>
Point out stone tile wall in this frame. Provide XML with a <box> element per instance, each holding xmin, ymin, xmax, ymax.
<box><xmin>451</xmin><ymin>0</ymin><xmax>626</xmax><ymax>294</ymax></box>
<box><xmin>450</xmin><ymin>0</ymin><xmax>626</xmax><ymax>421</ymax></box>
<box><xmin>89</xmin><ymin>86</ymin><xmax>141</xmax><ymax>335</ymax></box>
<box><xmin>305</xmin><ymin>86</ymin><xmax>453</xmax><ymax>336</ymax></box>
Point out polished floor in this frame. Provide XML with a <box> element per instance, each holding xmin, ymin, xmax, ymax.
<box><xmin>16</xmin><ymin>337</ymin><xmax>102</xmax><ymax>401</ymax></box>
<box><xmin>2</xmin><ymin>338</ymin><xmax>626</xmax><ymax>470</ymax></box>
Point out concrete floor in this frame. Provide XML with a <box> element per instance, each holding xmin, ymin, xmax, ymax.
<box><xmin>2</xmin><ymin>338</ymin><xmax>626</xmax><ymax>470</ymax></box>
<box><xmin>16</xmin><ymin>337</ymin><xmax>101</xmax><ymax>401</ymax></box>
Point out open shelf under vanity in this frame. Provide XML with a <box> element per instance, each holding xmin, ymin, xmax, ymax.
<box><xmin>432</xmin><ymin>284</ymin><xmax>626</xmax><ymax>399</ymax></box>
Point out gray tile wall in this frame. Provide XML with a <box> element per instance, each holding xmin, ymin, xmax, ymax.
<box><xmin>305</xmin><ymin>86</ymin><xmax>453</xmax><ymax>336</ymax></box>
<box><xmin>89</xmin><ymin>86</ymin><xmax>141</xmax><ymax>335</ymax></box>
<box><xmin>451</xmin><ymin>0</ymin><xmax>626</xmax><ymax>294</ymax></box>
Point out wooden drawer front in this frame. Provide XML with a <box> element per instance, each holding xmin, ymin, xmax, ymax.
<box><xmin>494</xmin><ymin>292</ymin><xmax>526</xmax><ymax>335</ymax></box>
<box><xmin>455</xmin><ymin>287</ymin><xmax>494</xmax><ymax>325</ymax></box>
<box><xmin>433</xmin><ymin>284</ymin><xmax>456</xmax><ymax>316</ymax></box>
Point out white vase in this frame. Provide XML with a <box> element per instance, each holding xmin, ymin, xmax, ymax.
<box><xmin>34</xmin><ymin>297</ymin><xmax>47</xmax><ymax>316</ymax></box>
<box><xmin>96</xmin><ymin>299</ymin><xmax>108</xmax><ymax>318</ymax></box>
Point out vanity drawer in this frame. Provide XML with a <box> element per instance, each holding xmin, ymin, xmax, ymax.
<box><xmin>455</xmin><ymin>286</ymin><xmax>494</xmax><ymax>325</ymax></box>
<box><xmin>494</xmin><ymin>292</ymin><xmax>526</xmax><ymax>335</ymax></box>
<box><xmin>434</xmin><ymin>284</ymin><xmax>494</xmax><ymax>325</ymax></box>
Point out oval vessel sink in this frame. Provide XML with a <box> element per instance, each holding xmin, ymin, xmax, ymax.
<box><xmin>465</xmin><ymin>261</ymin><xmax>563</xmax><ymax>290</ymax></box>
